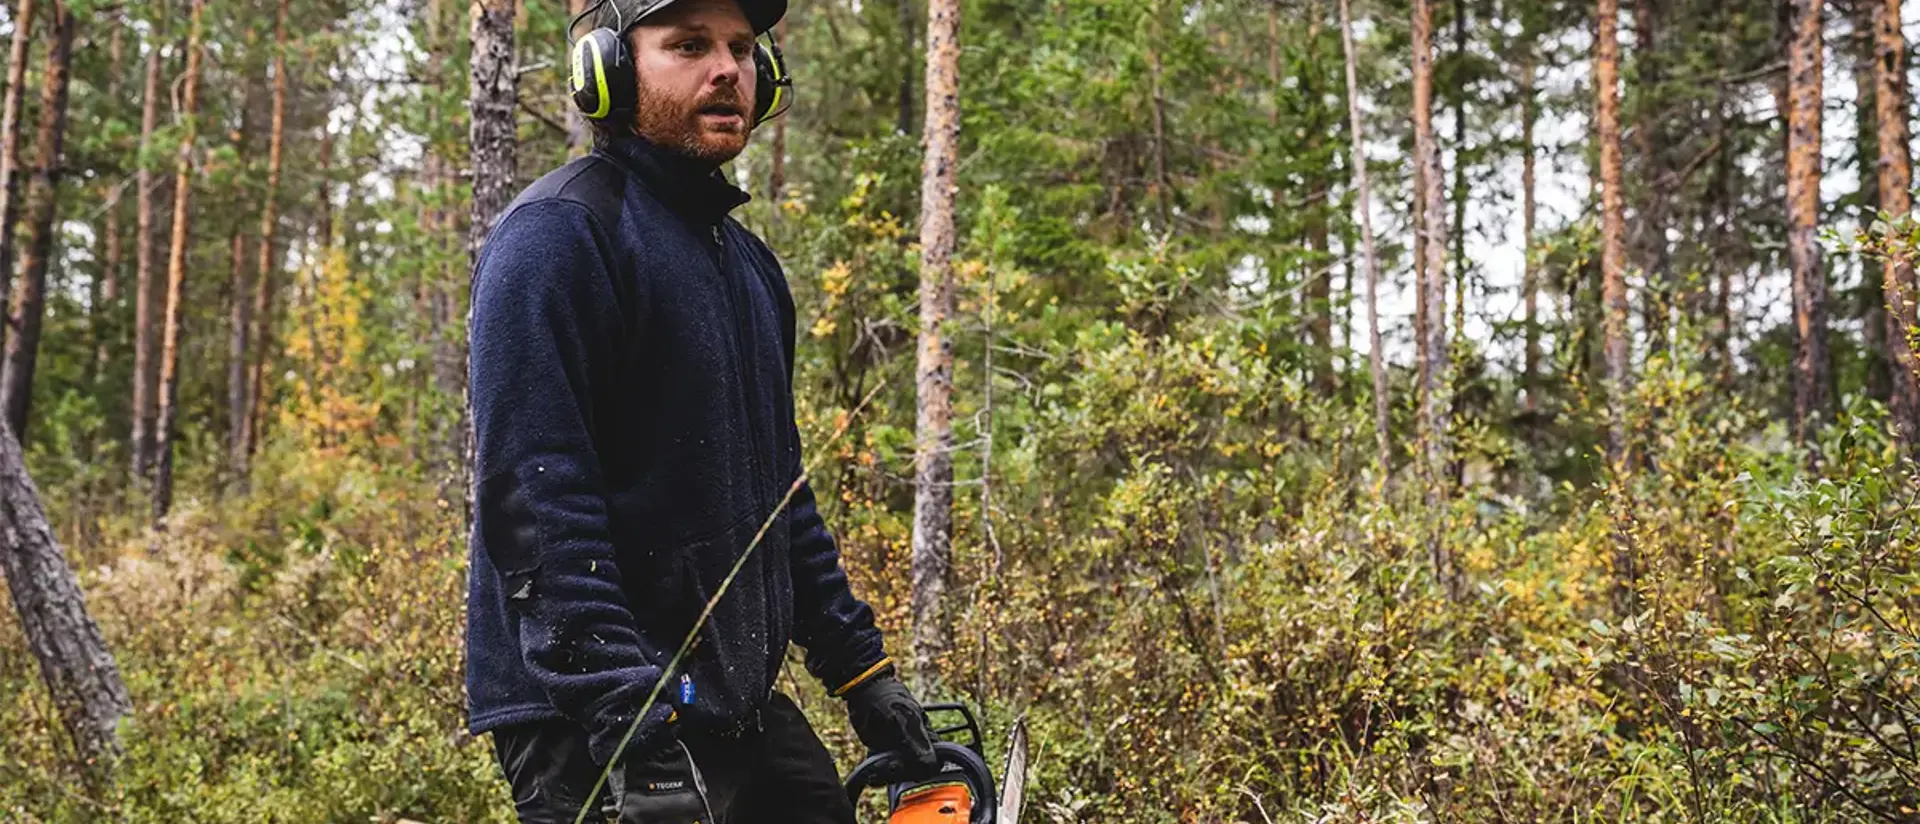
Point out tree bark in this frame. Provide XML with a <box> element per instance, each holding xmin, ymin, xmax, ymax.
<box><xmin>1873</xmin><ymin>0</ymin><xmax>1920</xmax><ymax>452</ymax></box>
<box><xmin>131</xmin><ymin>7</ymin><xmax>167</xmax><ymax>487</ymax></box>
<box><xmin>911</xmin><ymin>0</ymin><xmax>961</xmax><ymax>678</ymax></box>
<box><xmin>1598</xmin><ymin>0</ymin><xmax>1638</xmax><ymax>620</ymax></box>
<box><xmin>1412</xmin><ymin>0</ymin><xmax>1453</xmax><ymax>595</ymax></box>
<box><xmin>1146</xmin><ymin>0</ymin><xmax>1172</xmax><ymax>231</ymax></box>
<box><xmin>1305</xmin><ymin>1</ymin><xmax>1333</xmax><ymax>395</ymax></box>
<box><xmin>1786</xmin><ymin>0</ymin><xmax>1829</xmax><ymax>447</ymax></box>
<box><xmin>94</xmin><ymin>21</ymin><xmax>127</xmax><ymax>385</ymax></box>
<box><xmin>1339</xmin><ymin>0</ymin><xmax>1390</xmax><ymax>474</ymax></box>
<box><xmin>0</xmin><ymin>416</ymin><xmax>131</xmax><ymax>776</ymax></box>
<box><xmin>152</xmin><ymin>0</ymin><xmax>205</xmax><ymax>524</ymax></box>
<box><xmin>226</xmin><ymin>226</ymin><xmax>249</xmax><ymax>469</ymax></box>
<box><xmin>1449</xmin><ymin>0</ymin><xmax>1467</xmax><ymax>346</ymax></box>
<box><xmin>0</xmin><ymin>0</ymin><xmax>75</xmax><ymax>440</ymax></box>
<box><xmin>225</xmin><ymin>43</ymin><xmax>260</xmax><ymax>482</ymax></box>
<box><xmin>1854</xmin><ymin>0</ymin><xmax>1889</xmax><ymax>404</ymax></box>
<box><xmin>1597</xmin><ymin>0</ymin><xmax>1632</xmax><ymax>468</ymax></box>
<box><xmin>1521</xmin><ymin>48</ymin><xmax>1540</xmax><ymax>413</ymax></box>
<box><xmin>468</xmin><ymin>0</ymin><xmax>518</xmax><ymax>523</ymax></box>
<box><xmin>241</xmin><ymin>0</ymin><xmax>289</xmax><ymax>473</ymax></box>
<box><xmin>0</xmin><ymin>0</ymin><xmax>37</xmax><ymax>355</ymax></box>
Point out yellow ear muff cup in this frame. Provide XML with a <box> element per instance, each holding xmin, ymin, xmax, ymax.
<box><xmin>752</xmin><ymin>36</ymin><xmax>792</xmax><ymax>125</ymax></box>
<box><xmin>570</xmin><ymin>28</ymin><xmax>631</xmax><ymax>120</ymax></box>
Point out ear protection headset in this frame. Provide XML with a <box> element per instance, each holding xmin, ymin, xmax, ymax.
<box><xmin>569</xmin><ymin>0</ymin><xmax>792</xmax><ymax>126</ymax></box>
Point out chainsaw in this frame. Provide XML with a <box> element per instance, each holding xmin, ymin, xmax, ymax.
<box><xmin>844</xmin><ymin>704</ymin><xmax>1025</xmax><ymax>824</ymax></box>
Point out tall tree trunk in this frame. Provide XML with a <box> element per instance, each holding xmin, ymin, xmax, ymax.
<box><xmin>1449</xmin><ymin>0</ymin><xmax>1467</xmax><ymax>346</ymax></box>
<box><xmin>241</xmin><ymin>0</ymin><xmax>289</xmax><ymax>472</ymax></box>
<box><xmin>468</xmin><ymin>0</ymin><xmax>518</xmax><ymax>523</ymax></box>
<box><xmin>1874</xmin><ymin>0</ymin><xmax>1920</xmax><ymax>452</ymax></box>
<box><xmin>1711</xmin><ymin>98</ymin><xmax>1738</xmax><ymax>387</ymax></box>
<box><xmin>1146</xmin><ymin>0</ymin><xmax>1172</xmax><ymax>231</ymax></box>
<box><xmin>225</xmin><ymin>51</ymin><xmax>259</xmax><ymax>482</ymax></box>
<box><xmin>1597</xmin><ymin>0</ymin><xmax>1632</xmax><ymax>467</ymax></box>
<box><xmin>152</xmin><ymin>0</ymin><xmax>205</xmax><ymax>524</ymax></box>
<box><xmin>1339</xmin><ymin>0</ymin><xmax>1390</xmax><ymax>474</ymax></box>
<box><xmin>0</xmin><ymin>417</ymin><xmax>131</xmax><ymax>776</ymax></box>
<box><xmin>1634</xmin><ymin>0</ymin><xmax>1673</xmax><ymax>353</ymax></box>
<box><xmin>1414</xmin><ymin>144</ymin><xmax>1429</xmax><ymax>396</ymax></box>
<box><xmin>131</xmin><ymin>8</ymin><xmax>166</xmax><ymax>487</ymax></box>
<box><xmin>1306</xmin><ymin>1</ymin><xmax>1334</xmax><ymax>395</ymax></box>
<box><xmin>0</xmin><ymin>0</ymin><xmax>75</xmax><ymax>439</ymax></box>
<box><xmin>94</xmin><ymin>21</ymin><xmax>126</xmax><ymax>384</ymax></box>
<box><xmin>1521</xmin><ymin>48</ymin><xmax>1540</xmax><ymax>413</ymax></box>
<box><xmin>1786</xmin><ymin>0</ymin><xmax>1830</xmax><ymax>447</ymax></box>
<box><xmin>912</xmin><ymin>0</ymin><xmax>961</xmax><ymax>678</ymax></box>
<box><xmin>1598</xmin><ymin>0</ymin><xmax>1637</xmax><ymax>619</ymax></box>
<box><xmin>225</xmin><ymin>227</ymin><xmax>249</xmax><ymax>469</ymax></box>
<box><xmin>1412</xmin><ymin>0</ymin><xmax>1453</xmax><ymax>595</ymax></box>
<box><xmin>0</xmin><ymin>0</ymin><xmax>37</xmax><ymax>354</ymax></box>
<box><xmin>1855</xmin><ymin>0</ymin><xmax>1889</xmax><ymax>404</ymax></box>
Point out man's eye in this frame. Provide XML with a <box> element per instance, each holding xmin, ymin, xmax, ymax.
<box><xmin>730</xmin><ymin>42</ymin><xmax>753</xmax><ymax>60</ymax></box>
<box><xmin>675</xmin><ymin>40</ymin><xmax>704</xmax><ymax>55</ymax></box>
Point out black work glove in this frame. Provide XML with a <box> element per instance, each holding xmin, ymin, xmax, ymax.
<box><xmin>843</xmin><ymin>670</ymin><xmax>941</xmax><ymax>781</ymax></box>
<box><xmin>611</xmin><ymin>740</ymin><xmax>713</xmax><ymax>824</ymax></box>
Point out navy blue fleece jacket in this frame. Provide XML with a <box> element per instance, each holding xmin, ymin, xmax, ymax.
<box><xmin>464</xmin><ymin>136</ymin><xmax>890</xmax><ymax>764</ymax></box>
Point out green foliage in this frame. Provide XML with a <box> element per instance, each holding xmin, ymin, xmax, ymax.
<box><xmin>3</xmin><ymin>0</ymin><xmax>1919</xmax><ymax>819</ymax></box>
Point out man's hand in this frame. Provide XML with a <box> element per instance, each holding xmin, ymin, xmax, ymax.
<box><xmin>843</xmin><ymin>673</ymin><xmax>941</xmax><ymax>780</ymax></box>
<box><xmin>612</xmin><ymin>741</ymin><xmax>713</xmax><ymax>824</ymax></box>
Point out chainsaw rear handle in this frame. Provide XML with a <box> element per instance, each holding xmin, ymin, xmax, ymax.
<box><xmin>845</xmin><ymin>741</ymin><xmax>998</xmax><ymax>824</ymax></box>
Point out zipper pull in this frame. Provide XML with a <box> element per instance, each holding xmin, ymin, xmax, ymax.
<box><xmin>712</xmin><ymin>225</ymin><xmax>723</xmax><ymax>246</ymax></box>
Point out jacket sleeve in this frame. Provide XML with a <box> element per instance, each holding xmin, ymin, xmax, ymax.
<box><xmin>469</xmin><ymin>200</ymin><xmax>676</xmax><ymax>764</ymax></box>
<box><xmin>763</xmin><ymin>246</ymin><xmax>893</xmax><ymax>696</ymax></box>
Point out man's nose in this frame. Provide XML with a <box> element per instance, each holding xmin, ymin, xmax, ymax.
<box><xmin>708</xmin><ymin>51</ymin><xmax>742</xmax><ymax>86</ymax></box>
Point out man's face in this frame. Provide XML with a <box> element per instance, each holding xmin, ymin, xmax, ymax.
<box><xmin>626</xmin><ymin>0</ymin><xmax>758</xmax><ymax>166</ymax></box>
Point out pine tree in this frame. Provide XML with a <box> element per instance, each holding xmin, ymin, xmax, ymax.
<box><xmin>1597</xmin><ymin>0</ymin><xmax>1630</xmax><ymax>467</ymax></box>
<box><xmin>0</xmin><ymin>0</ymin><xmax>37</xmax><ymax>346</ymax></box>
<box><xmin>152</xmin><ymin>0</ymin><xmax>207</xmax><ymax>523</ymax></box>
<box><xmin>912</xmin><ymin>0</ymin><xmax>962</xmax><ymax>676</ymax></box>
<box><xmin>0</xmin><ymin>0</ymin><xmax>77</xmax><ymax>438</ymax></box>
<box><xmin>131</xmin><ymin>4</ymin><xmax>168</xmax><ymax>487</ymax></box>
<box><xmin>1786</xmin><ymin>0</ymin><xmax>1830</xmax><ymax>447</ymax></box>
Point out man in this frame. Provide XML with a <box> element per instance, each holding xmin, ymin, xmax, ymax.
<box><xmin>464</xmin><ymin>0</ymin><xmax>939</xmax><ymax>820</ymax></box>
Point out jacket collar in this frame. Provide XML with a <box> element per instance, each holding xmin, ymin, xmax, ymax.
<box><xmin>598</xmin><ymin>134</ymin><xmax>751</xmax><ymax>224</ymax></box>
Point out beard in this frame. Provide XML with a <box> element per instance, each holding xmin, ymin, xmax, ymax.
<box><xmin>632</xmin><ymin>76</ymin><xmax>752</xmax><ymax>167</ymax></box>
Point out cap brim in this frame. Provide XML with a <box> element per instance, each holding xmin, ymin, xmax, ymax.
<box><xmin>627</xmin><ymin>0</ymin><xmax>786</xmax><ymax>33</ymax></box>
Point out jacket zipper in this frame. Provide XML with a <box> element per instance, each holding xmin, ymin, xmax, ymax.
<box><xmin>711</xmin><ymin>222</ymin><xmax>779</xmax><ymax>696</ymax></box>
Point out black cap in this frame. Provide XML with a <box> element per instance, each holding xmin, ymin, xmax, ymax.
<box><xmin>580</xmin><ymin>0</ymin><xmax>786</xmax><ymax>36</ymax></box>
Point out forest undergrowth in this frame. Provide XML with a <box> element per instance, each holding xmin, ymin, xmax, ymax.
<box><xmin>4</xmin><ymin>350</ymin><xmax>1916</xmax><ymax>823</ymax></box>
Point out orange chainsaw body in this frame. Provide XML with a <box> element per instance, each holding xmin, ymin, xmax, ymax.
<box><xmin>889</xmin><ymin>781</ymin><xmax>974</xmax><ymax>824</ymax></box>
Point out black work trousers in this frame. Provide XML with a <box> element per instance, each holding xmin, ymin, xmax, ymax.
<box><xmin>490</xmin><ymin>692</ymin><xmax>856</xmax><ymax>824</ymax></box>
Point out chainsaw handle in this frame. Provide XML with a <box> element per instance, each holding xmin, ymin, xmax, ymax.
<box><xmin>843</xmin><ymin>750</ymin><xmax>905</xmax><ymax>799</ymax></box>
<box><xmin>845</xmin><ymin>742</ymin><xmax>997</xmax><ymax>824</ymax></box>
